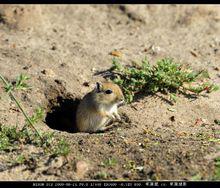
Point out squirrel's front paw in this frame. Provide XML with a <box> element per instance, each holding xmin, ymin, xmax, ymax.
<box><xmin>113</xmin><ymin>113</ymin><xmax>121</xmax><ymax>121</ymax></box>
<box><xmin>108</xmin><ymin>113</ymin><xmax>121</xmax><ymax>122</ymax></box>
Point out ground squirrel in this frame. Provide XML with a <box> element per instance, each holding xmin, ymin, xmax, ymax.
<box><xmin>76</xmin><ymin>81</ymin><xmax>124</xmax><ymax>133</ymax></box>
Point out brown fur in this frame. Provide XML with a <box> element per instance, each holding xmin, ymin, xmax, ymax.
<box><xmin>76</xmin><ymin>81</ymin><xmax>124</xmax><ymax>133</ymax></box>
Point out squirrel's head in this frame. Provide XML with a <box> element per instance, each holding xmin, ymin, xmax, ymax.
<box><xmin>93</xmin><ymin>81</ymin><xmax>124</xmax><ymax>106</ymax></box>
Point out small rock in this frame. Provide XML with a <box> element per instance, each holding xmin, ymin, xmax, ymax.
<box><xmin>190</xmin><ymin>50</ymin><xmax>198</xmax><ymax>57</ymax></box>
<box><xmin>109</xmin><ymin>50</ymin><xmax>123</xmax><ymax>57</ymax></box>
<box><xmin>56</xmin><ymin>170</ymin><xmax>61</xmax><ymax>176</ymax></box>
<box><xmin>83</xmin><ymin>82</ymin><xmax>90</xmax><ymax>87</ymax></box>
<box><xmin>194</xmin><ymin>118</ymin><xmax>208</xmax><ymax>126</ymax></box>
<box><xmin>151</xmin><ymin>45</ymin><xmax>162</xmax><ymax>55</ymax></box>
<box><xmin>109</xmin><ymin>173</ymin><xmax>118</xmax><ymax>179</ymax></box>
<box><xmin>214</xmin><ymin>49</ymin><xmax>218</xmax><ymax>54</ymax></box>
<box><xmin>214</xmin><ymin>119</ymin><xmax>220</xmax><ymax>125</ymax></box>
<box><xmin>60</xmin><ymin>63</ymin><xmax>66</xmax><ymax>67</ymax></box>
<box><xmin>54</xmin><ymin>79</ymin><xmax>64</xmax><ymax>85</ymax></box>
<box><xmin>138</xmin><ymin>143</ymin><xmax>146</xmax><ymax>148</ymax></box>
<box><xmin>170</xmin><ymin>116</ymin><xmax>175</xmax><ymax>122</ymax></box>
<box><xmin>201</xmin><ymin>118</ymin><xmax>208</xmax><ymax>124</ymax></box>
<box><xmin>135</xmin><ymin>166</ymin><xmax>144</xmax><ymax>172</ymax></box>
<box><xmin>167</xmin><ymin>108</ymin><xmax>176</xmax><ymax>112</ymax></box>
<box><xmin>75</xmin><ymin>161</ymin><xmax>89</xmax><ymax>178</ymax></box>
<box><xmin>23</xmin><ymin>66</ymin><xmax>29</xmax><ymax>70</ymax></box>
<box><xmin>43</xmin><ymin>167</ymin><xmax>56</xmax><ymax>175</ymax></box>
<box><xmin>78</xmin><ymin>139</ymin><xmax>84</xmax><ymax>145</ymax></box>
<box><xmin>41</xmin><ymin>69</ymin><xmax>56</xmax><ymax>78</ymax></box>
<box><xmin>91</xmin><ymin>67</ymin><xmax>96</xmax><ymax>72</ymax></box>
<box><xmin>123</xmin><ymin>171</ymin><xmax>132</xmax><ymax>178</ymax></box>
<box><xmin>11</xmin><ymin>43</ymin><xmax>16</xmax><ymax>48</ymax></box>
<box><xmin>50</xmin><ymin>157</ymin><xmax>64</xmax><ymax>168</ymax></box>
<box><xmin>51</xmin><ymin>46</ymin><xmax>57</xmax><ymax>50</ymax></box>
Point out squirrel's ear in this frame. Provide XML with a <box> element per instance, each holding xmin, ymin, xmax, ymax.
<box><xmin>96</xmin><ymin>82</ymin><xmax>102</xmax><ymax>92</ymax></box>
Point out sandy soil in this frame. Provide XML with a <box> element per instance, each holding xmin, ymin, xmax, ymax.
<box><xmin>0</xmin><ymin>5</ymin><xmax>220</xmax><ymax>180</ymax></box>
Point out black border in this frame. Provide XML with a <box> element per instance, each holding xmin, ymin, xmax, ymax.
<box><xmin>0</xmin><ymin>2</ymin><xmax>220</xmax><ymax>187</ymax></box>
<box><xmin>0</xmin><ymin>181</ymin><xmax>220</xmax><ymax>188</ymax></box>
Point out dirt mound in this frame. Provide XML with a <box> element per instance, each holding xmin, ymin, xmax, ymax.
<box><xmin>0</xmin><ymin>5</ymin><xmax>48</xmax><ymax>32</ymax></box>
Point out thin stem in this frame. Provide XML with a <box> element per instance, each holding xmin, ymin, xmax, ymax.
<box><xmin>0</xmin><ymin>74</ymin><xmax>43</xmax><ymax>142</ymax></box>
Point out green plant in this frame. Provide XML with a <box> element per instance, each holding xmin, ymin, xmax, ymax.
<box><xmin>101</xmin><ymin>157</ymin><xmax>117</xmax><ymax>167</ymax></box>
<box><xmin>0</xmin><ymin>131</ymin><xmax>11</xmax><ymax>151</ymax></box>
<box><xmin>0</xmin><ymin>124</ymin><xmax>70</xmax><ymax>158</ymax></box>
<box><xmin>52</xmin><ymin>138</ymin><xmax>70</xmax><ymax>157</ymax></box>
<box><xmin>208</xmin><ymin>138</ymin><xmax>220</xmax><ymax>144</ymax></box>
<box><xmin>14</xmin><ymin>74</ymin><xmax>31</xmax><ymax>91</ymax></box>
<box><xmin>109</xmin><ymin>58</ymin><xmax>219</xmax><ymax>103</ymax></box>
<box><xmin>123</xmin><ymin>160</ymin><xmax>144</xmax><ymax>174</ymax></box>
<box><xmin>15</xmin><ymin>155</ymin><xmax>26</xmax><ymax>164</ymax></box>
<box><xmin>11</xmin><ymin>155</ymin><xmax>26</xmax><ymax>165</ymax></box>
<box><xmin>0</xmin><ymin>125</ymin><xmax>22</xmax><ymax>142</ymax></box>
<box><xmin>124</xmin><ymin>160</ymin><xmax>137</xmax><ymax>171</ymax></box>
<box><xmin>0</xmin><ymin>73</ymin><xmax>70</xmax><ymax>158</ymax></box>
<box><xmin>22</xmin><ymin>107</ymin><xmax>44</xmax><ymax>131</ymax></box>
<box><xmin>30</xmin><ymin>107</ymin><xmax>44</xmax><ymax>124</ymax></box>
<box><xmin>95</xmin><ymin>171</ymin><xmax>108</xmax><ymax>179</ymax></box>
<box><xmin>5</xmin><ymin>154</ymin><xmax>27</xmax><ymax>168</ymax></box>
<box><xmin>213</xmin><ymin>157</ymin><xmax>220</xmax><ymax>180</ymax></box>
<box><xmin>0</xmin><ymin>125</ymin><xmax>39</xmax><ymax>151</ymax></box>
<box><xmin>0</xmin><ymin>74</ymin><xmax>42</xmax><ymax>140</ymax></box>
<box><xmin>191</xmin><ymin>174</ymin><xmax>202</xmax><ymax>181</ymax></box>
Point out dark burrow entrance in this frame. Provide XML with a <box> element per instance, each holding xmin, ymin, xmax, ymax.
<box><xmin>45</xmin><ymin>95</ymin><xmax>80</xmax><ymax>133</ymax></box>
<box><xmin>44</xmin><ymin>94</ymin><xmax>132</xmax><ymax>133</ymax></box>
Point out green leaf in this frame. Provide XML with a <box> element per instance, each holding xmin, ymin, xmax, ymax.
<box><xmin>15</xmin><ymin>74</ymin><xmax>31</xmax><ymax>90</ymax></box>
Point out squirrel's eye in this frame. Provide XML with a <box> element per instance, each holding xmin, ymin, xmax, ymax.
<box><xmin>105</xmin><ymin>89</ymin><xmax>113</xmax><ymax>94</ymax></box>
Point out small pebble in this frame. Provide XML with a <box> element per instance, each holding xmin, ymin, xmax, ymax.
<box><xmin>91</xmin><ymin>68</ymin><xmax>96</xmax><ymax>72</ymax></box>
<box><xmin>41</xmin><ymin>69</ymin><xmax>56</xmax><ymax>77</ymax></box>
<box><xmin>75</xmin><ymin>161</ymin><xmax>89</xmax><ymax>178</ymax></box>
<box><xmin>50</xmin><ymin>157</ymin><xmax>64</xmax><ymax>168</ymax></box>
<box><xmin>170</xmin><ymin>116</ymin><xmax>175</xmax><ymax>122</ymax></box>
<box><xmin>83</xmin><ymin>82</ymin><xmax>90</xmax><ymax>87</ymax></box>
<box><xmin>51</xmin><ymin>46</ymin><xmax>57</xmax><ymax>50</ymax></box>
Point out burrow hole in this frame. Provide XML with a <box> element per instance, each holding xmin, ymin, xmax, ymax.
<box><xmin>44</xmin><ymin>94</ymin><xmax>132</xmax><ymax>133</ymax></box>
<box><xmin>43</xmin><ymin>80</ymin><xmax>131</xmax><ymax>133</ymax></box>
<box><xmin>45</xmin><ymin>95</ymin><xmax>80</xmax><ymax>133</ymax></box>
